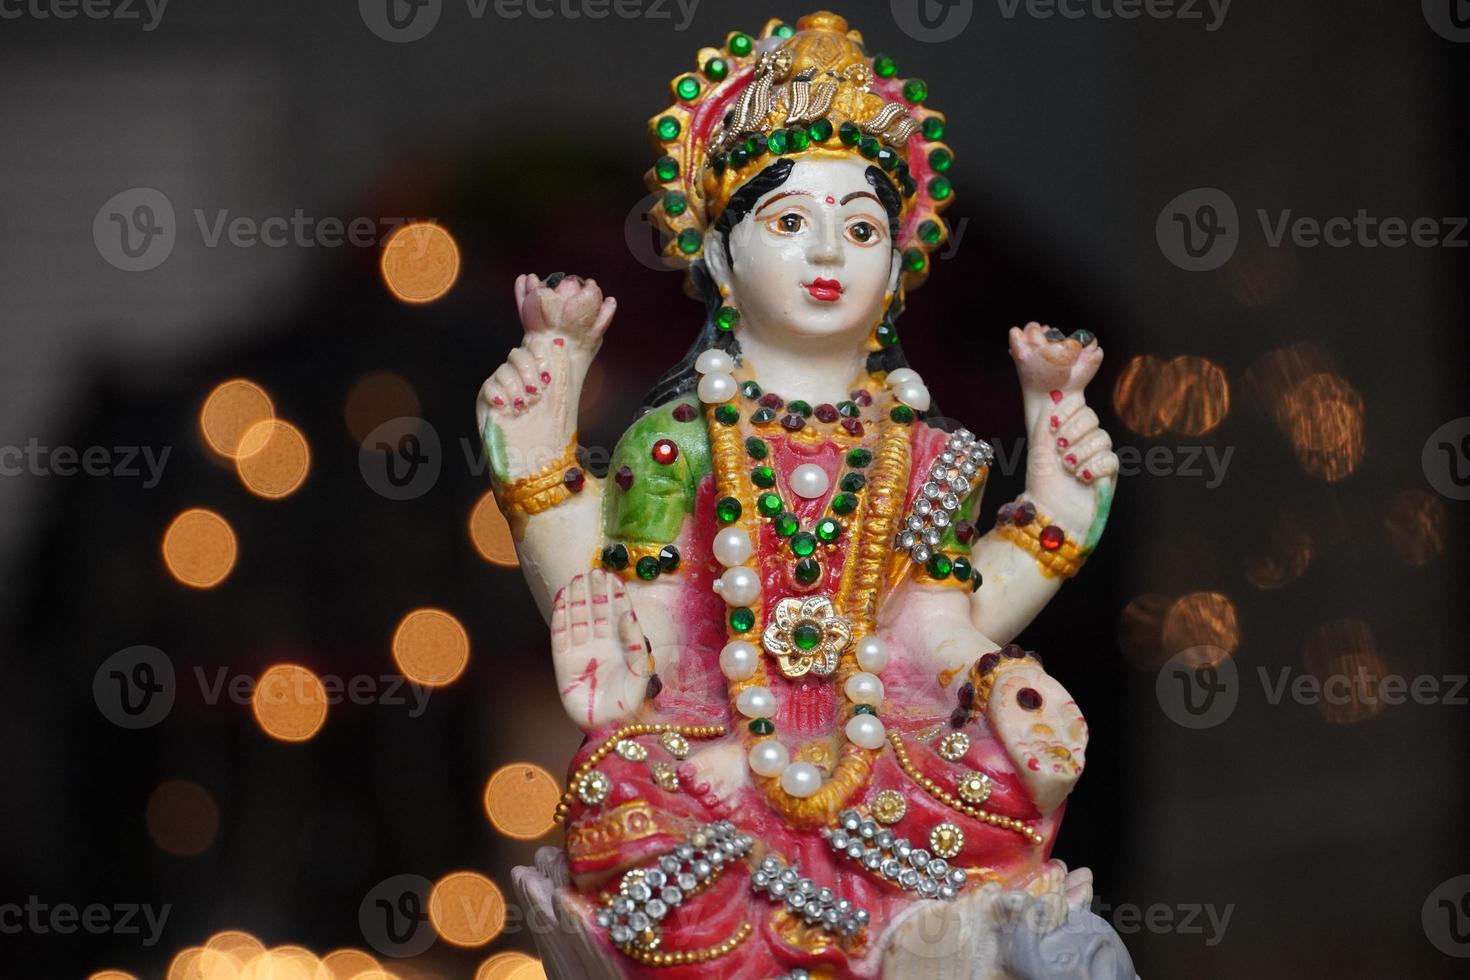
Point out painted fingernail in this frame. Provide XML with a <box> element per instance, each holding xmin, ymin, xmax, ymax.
<box><xmin>553</xmin><ymin>337</ymin><xmax>566</xmax><ymax>347</ymax></box>
<box><xmin>1049</xmin><ymin>390</ymin><xmax>1063</xmax><ymax>404</ymax></box>
<box><xmin>1065</xmin><ymin>454</ymin><xmax>1077</xmax><ymax>467</ymax></box>
<box><xmin>491</xmin><ymin>396</ymin><xmax>505</xmax><ymax>407</ymax></box>
<box><xmin>1081</xmin><ymin>469</ymin><xmax>1093</xmax><ymax>481</ymax></box>
<box><xmin>1049</xmin><ymin>415</ymin><xmax>1060</xmax><ymax>430</ymax></box>
<box><xmin>525</xmin><ymin>384</ymin><xmax>538</xmax><ymax>394</ymax></box>
<box><xmin>540</xmin><ymin>371</ymin><xmax>552</xmax><ymax>384</ymax></box>
<box><xmin>513</xmin><ymin>398</ymin><xmax>526</xmax><ymax>410</ymax></box>
<box><xmin>1056</xmin><ymin>437</ymin><xmax>1069</xmax><ymax>449</ymax></box>
<box><xmin>1044</xmin><ymin>328</ymin><xmax>1066</xmax><ymax>342</ymax></box>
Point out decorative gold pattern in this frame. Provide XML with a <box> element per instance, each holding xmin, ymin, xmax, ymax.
<box><xmin>615</xmin><ymin>739</ymin><xmax>648</xmax><ymax>761</ymax></box>
<box><xmin>650</xmin><ymin>762</ymin><xmax>680</xmax><ymax>792</ymax></box>
<box><xmin>658</xmin><ymin>732</ymin><xmax>690</xmax><ymax>759</ymax></box>
<box><xmin>492</xmin><ymin>435</ymin><xmax>583</xmax><ymax>535</ymax></box>
<box><xmin>616</xmin><ymin>921</ymin><xmax>753</xmax><ymax>966</ymax></box>
<box><xmin>576</xmin><ymin>770</ymin><xmax>612</xmax><ymax>805</ymax></box>
<box><xmin>937</xmin><ymin>731</ymin><xmax>970</xmax><ymax>761</ymax></box>
<box><xmin>957</xmin><ymin>771</ymin><xmax>993</xmax><ymax>805</ymax></box>
<box><xmin>565</xmin><ymin>801</ymin><xmax>667</xmax><ymax>864</ymax></box>
<box><xmin>994</xmin><ymin>511</ymin><xmax>1088</xmax><ymax>579</ymax></box>
<box><xmin>556</xmin><ymin>723</ymin><xmax>726</xmax><ymax>824</ymax></box>
<box><xmin>761</xmin><ymin>595</ymin><xmax>853</xmax><ymax>678</ymax></box>
<box><xmin>889</xmin><ymin>732</ymin><xmax>1044</xmax><ymax>846</ymax></box>
<box><xmin>870</xmin><ymin>789</ymin><xmax>907</xmax><ymax>825</ymax></box>
<box><xmin>929</xmin><ymin>821</ymin><xmax>965</xmax><ymax>858</ymax></box>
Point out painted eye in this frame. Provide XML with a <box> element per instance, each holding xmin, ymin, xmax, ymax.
<box><xmin>846</xmin><ymin>220</ymin><xmax>880</xmax><ymax>244</ymax></box>
<box><xmin>1017</xmin><ymin>688</ymin><xmax>1043</xmax><ymax>711</ymax></box>
<box><xmin>771</xmin><ymin>212</ymin><xmax>805</xmax><ymax>233</ymax></box>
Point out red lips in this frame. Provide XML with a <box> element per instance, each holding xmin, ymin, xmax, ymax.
<box><xmin>805</xmin><ymin>278</ymin><xmax>844</xmax><ymax>302</ymax></box>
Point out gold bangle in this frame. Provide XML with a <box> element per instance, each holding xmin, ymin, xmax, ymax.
<box><xmin>993</xmin><ymin>509</ymin><xmax>1087</xmax><ymax>579</ymax></box>
<box><xmin>493</xmin><ymin>437</ymin><xmax>583</xmax><ymax>528</ymax></box>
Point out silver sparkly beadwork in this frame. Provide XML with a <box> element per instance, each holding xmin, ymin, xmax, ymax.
<box><xmin>824</xmin><ymin>810</ymin><xmax>968</xmax><ymax>900</ymax></box>
<box><xmin>751</xmin><ymin>853</ymin><xmax>869</xmax><ymax>937</ymax></box>
<box><xmin>894</xmin><ymin>429</ymin><xmax>993</xmax><ymax>564</ymax></box>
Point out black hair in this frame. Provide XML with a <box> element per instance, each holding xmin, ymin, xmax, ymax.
<box><xmin>639</xmin><ymin>159</ymin><xmax>922</xmax><ymax>413</ymax></box>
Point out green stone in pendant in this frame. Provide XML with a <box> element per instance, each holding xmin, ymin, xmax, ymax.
<box><xmin>846</xmin><ymin>449</ymin><xmax>873</xmax><ymax>468</ymax></box>
<box><xmin>773</xmin><ymin>22</ymin><xmax>794</xmax><ymax>37</ymax></box>
<box><xmin>853</xmin><ymin>703</ymin><xmax>878</xmax><ymax>716</ymax></box>
<box><xmin>840</xmin><ymin>472</ymin><xmax>866</xmax><ymax>493</ymax></box>
<box><xmin>787</xmin><ymin>399</ymin><xmax>812</xmax><ymax>417</ymax></box>
<box><xmin>790</xmin><ymin>532</ymin><xmax>817</xmax><ymax>557</ymax></box>
<box><xmin>757</xmin><ymin>493</ymin><xmax>783</xmax><ymax>518</ymax></box>
<box><xmin>741</xmin><ymin>380</ymin><xmax>762</xmax><ymax>400</ymax></box>
<box><xmin>715</xmin><ymin>405</ymin><xmax>740</xmax><ymax>425</ymax></box>
<box><xmin>875</xmin><ymin>320</ymin><xmax>899</xmax><ymax>347</ymax></box>
<box><xmin>751</xmin><ymin>466</ymin><xmax>776</xmax><ymax>488</ymax></box>
<box><xmin>730</xmin><ymin>606</ymin><xmax>756</xmax><ymax>632</ymax></box>
<box><xmin>635</xmin><ymin>556</ymin><xmax>661</xmax><ymax>581</ymax></box>
<box><xmin>715</xmin><ymin>496</ymin><xmax>742</xmax><ymax>523</ymax></box>
<box><xmin>751</xmin><ymin>407</ymin><xmax>776</xmax><ymax>425</ymax></box>
<box><xmin>715</xmin><ymin>305</ymin><xmax>740</xmax><ymax>331</ymax></box>
<box><xmin>745</xmin><ymin>436</ymin><xmax>768</xmax><ymax>459</ymax></box>
<box><xmin>927</xmin><ymin>552</ymin><xmax>953</xmax><ymax>579</ymax></box>
<box><xmin>794</xmin><ymin>557</ymin><xmax>821</xmax><ymax>585</ymax></box>
<box><xmin>774</xmin><ymin>512</ymin><xmax>799</xmax><ymax>538</ymax></box>
<box><xmin>831</xmin><ymin>493</ymin><xmax>857</xmax><ymax>515</ymax></box>
<box><xmin>837</xmin><ymin>401</ymin><xmax>860</xmax><ymax>418</ymax></box>
<box><xmin>748</xmin><ymin>716</ymin><xmax>775</xmax><ymax>735</ymax></box>
<box><xmin>815</xmin><ymin>517</ymin><xmax>842</xmax><ymax>543</ymax></box>
<box><xmin>891</xmin><ymin>405</ymin><xmax>915</xmax><ymax>424</ymax></box>
<box><xmin>792</xmin><ymin>622</ymin><xmax>822</xmax><ymax>650</ymax></box>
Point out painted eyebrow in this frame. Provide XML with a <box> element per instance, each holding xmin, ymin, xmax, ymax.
<box><xmin>754</xmin><ymin>190</ymin><xmax>813</xmax><ymax>216</ymax></box>
<box><xmin>840</xmin><ymin>191</ymin><xmax>882</xmax><ymax>206</ymax></box>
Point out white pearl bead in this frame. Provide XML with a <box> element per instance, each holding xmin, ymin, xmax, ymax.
<box><xmin>712</xmin><ymin>527</ymin><xmax>753</xmax><ymax>567</ymax></box>
<box><xmin>694</xmin><ymin>349</ymin><xmax>734</xmax><ymax>375</ymax></box>
<box><xmin>735</xmin><ymin>685</ymin><xmax>775</xmax><ymax>718</ymax></box>
<box><xmin>697</xmin><ymin>371</ymin><xmax>737</xmax><ymax>404</ymax></box>
<box><xmin>713</xmin><ymin>566</ymin><xmax>761</xmax><ymax>606</ymax></box>
<box><xmin>789</xmin><ymin>463</ymin><xmax>830</xmax><ymax>499</ymax></box>
<box><xmin>748</xmin><ymin>740</ymin><xmax>790</xmax><ymax>777</ymax></box>
<box><xmin>886</xmin><ymin>368</ymin><xmax>920</xmax><ymax>388</ymax></box>
<box><xmin>719</xmin><ymin>641</ymin><xmax>759</xmax><ymax>681</ymax></box>
<box><xmin>855</xmin><ymin>635</ymin><xmax>891</xmax><ymax>672</ymax></box>
<box><xmin>779</xmin><ymin>761</ymin><xmax>823</xmax><ymax>798</ymax></box>
<box><xmin>845</xmin><ymin>671</ymin><xmax>885</xmax><ymax>705</ymax></box>
<box><xmin>845</xmin><ymin>713</ymin><xmax>887</xmax><ymax>750</ymax></box>
<box><xmin>896</xmin><ymin>382</ymin><xmax>931</xmax><ymax>411</ymax></box>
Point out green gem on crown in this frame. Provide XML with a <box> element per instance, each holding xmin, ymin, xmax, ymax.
<box><xmin>677</xmin><ymin>229</ymin><xmax>703</xmax><ymax>255</ymax></box>
<box><xmin>922</xmin><ymin>116</ymin><xmax>946</xmax><ymax>141</ymax></box>
<box><xmin>676</xmin><ymin>75</ymin><xmax>701</xmax><ymax>100</ymax></box>
<box><xmin>788</xmin><ymin>125</ymin><xmax>811</xmax><ymax>151</ymax></box>
<box><xmin>715</xmin><ymin>496</ymin><xmax>742</xmax><ymax>523</ymax></box>
<box><xmin>787</xmin><ymin>399</ymin><xmax>812</xmax><ymax>417</ymax></box>
<box><xmin>792</xmin><ymin>621</ymin><xmax>822</xmax><ymax>650</ymax></box>
<box><xmin>744</xmin><ymin>133</ymin><xmax>768</xmax><ymax>157</ymax></box>
<box><xmin>873</xmin><ymin>53</ymin><xmax>897</xmax><ymax>78</ymax></box>
<box><xmin>815</xmin><ymin>517</ymin><xmax>842</xmax><ymax>543</ymax></box>
<box><xmin>740</xmin><ymin>381</ymin><xmax>762</xmax><ymax>400</ymax></box>
<box><xmin>918</xmin><ymin>219</ymin><xmax>942</xmax><ymax>245</ymax></box>
<box><xmin>703</xmin><ymin>57</ymin><xmax>728</xmax><ymax>81</ymax></box>
<box><xmin>903</xmin><ymin>78</ymin><xmax>928</xmax><ymax>104</ymax></box>
<box><xmin>838</xmin><ymin>120</ymin><xmax>862</xmax><ymax>147</ymax></box>
<box><xmin>654</xmin><ymin>156</ymin><xmax>679</xmax><ymax>182</ymax></box>
<box><xmin>837</xmin><ymin>401</ymin><xmax>860</xmax><ymax>418</ymax></box>
<box><xmin>731</xmin><ymin>606</ymin><xmax>756</xmax><ymax>632</ymax></box>
<box><xmin>663</xmin><ymin>191</ymin><xmax>688</xmax><ymax>216</ymax></box>
<box><xmin>766</xmin><ymin>129</ymin><xmax>790</xmax><ymax>155</ymax></box>
<box><xmin>715</xmin><ymin>305</ymin><xmax>740</xmax><ymax>331</ymax></box>
<box><xmin>751</xmin><ymin>407</ymin><xmax>776</xmax><ymax>424</ymax></box>
<box><xmin>773</xmin><ymin>22</ymin><xmax>795</xmax><ymax>37</ymax></box>
<box><xmin>929</xmin><ymin>175</ymin><xmax>953</xmax><ymax>201</ymax></box>
<box><xmin>928</xmin><ymin>148</ymin><xmax>953</xmax><ymax>173</ymax></box>
<box><xmin>857</xmin><ymin>135</ymin><xmax>880</xmax><ymax>160</ymax></box>
<box><xmin>715</xmin><ymin>405</ymin><xmax>740</xmax><ymax>425</ymax></box>
<box><xmin>891</xmin><ymin>405</ymin><xmax>915</xmax><ymax>424</ymax></box>
<box><xmin>903</xmin><ymin>248</ymin><xmax>927</xmax><ymax>274</ymax></box>
<box><xmin>656</xmin><ymin>116</ymin><xmax>681</xmax><ymax>141</ymax></box>
<box><xmin>728</xmin><ymin>31</ymin><xmax>753</xmax><ymax>56</ymax></box>
<box><xmin>808</xmin><ymin>118</ymin><xmax>834</xmax><ymax>142</ymax></box>
<box><xmin>875</xmin><ymin>147</ymin><xmax>899</xmax><ymax>172</ymax></box>
<box><xmin>658</xmin><ymin>545</ymin><xmax>681</xmax><ymax>573</ymax></box>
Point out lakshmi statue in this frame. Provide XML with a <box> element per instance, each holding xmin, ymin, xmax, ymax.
<box><xmin>478</xmin><ymin>13</ymin><xmax>1133</xmax><ymax>978</ymax></box>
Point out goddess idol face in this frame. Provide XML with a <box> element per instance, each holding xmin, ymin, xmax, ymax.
<box><xmin>708</xmin><ymin>156</ymin><xmax>901</xmax><ymax>349</ymax></box>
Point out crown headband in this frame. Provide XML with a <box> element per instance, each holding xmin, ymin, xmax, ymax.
<box><xmin>644</xmin><ymin>11</ymin><xmax>955</xmax><ymax>294</ymax></box>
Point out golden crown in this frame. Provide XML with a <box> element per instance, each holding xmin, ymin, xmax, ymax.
<box><xmin>645</xmin><ymin>11</ymin><xmax>955</xmax><ymax>294</ymax></box>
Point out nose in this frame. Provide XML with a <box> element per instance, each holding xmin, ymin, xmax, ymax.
<box><xmin>805</xmin><ymin>213</ymin><xmax>843</xmax><ymax>266</ymax></box>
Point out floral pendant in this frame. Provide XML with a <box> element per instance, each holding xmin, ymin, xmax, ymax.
<box><xmin>761</xmin><ymin>596</ymin><xmax>853</xmax><ymax>679</ymax></box>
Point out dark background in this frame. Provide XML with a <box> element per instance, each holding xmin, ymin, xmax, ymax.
<box><xmin>1</xmin><ymin>0</ymin><xmax>1467</xmax><ymax>976</ymax></box>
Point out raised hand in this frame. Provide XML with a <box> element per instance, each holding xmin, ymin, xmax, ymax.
<box><xmin>550</xmin><ymin>569</ymin><xmax>650</xmax><ymax>730</ymax></box>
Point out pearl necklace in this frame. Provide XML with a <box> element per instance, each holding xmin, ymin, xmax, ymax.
<box><xmin>695</xmin><ymin>346</ymin><xmax>921</xmax><ymax>799</ymax></box>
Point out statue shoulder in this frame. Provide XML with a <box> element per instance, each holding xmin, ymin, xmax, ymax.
<box><xmin>601</xmin><ymin>396</ymin><xmax>711</xmax><ymax>547</ymax></box>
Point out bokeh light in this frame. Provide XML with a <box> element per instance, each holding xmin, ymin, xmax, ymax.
<box><xmin>476</xmin><ymin>953</ymin><xmax>542</xmax><ymax>980</ymax></box>
<box><xmin>1383</xmin><ymin>488</ymin><xmax>1447</xmax><ymax>566</ymax></box>
<box><xmin>1117</xmin><ymin>593</ymin><xmax>1172</xmax><ymax>669</ymax></box>
<box><xmin>428</xmin><ymin>871</ymin><xmax>506</xmax><ymax>947</ymax></box>
<box><xmin>344</xmin><ymin>371</ymin><xmax>421</xmax><ymax>444</ymax></box>
<box><xmin>251</xmin><ymin>664</ymin><xmax>329</xmax><ymax>742</ymax></box>
<box><xmin>200</xmin><ymin>379</ymin><xmax>275</xmax><ymax>459</ymax></box>
<box><xmin>86</xmin><ymin>972</ymin><xmax>138</xmax><ymax>980</ymax></box>
<box><xmin>1302</xmin><ymin>619</ymin><xmax>1387</xmax><ymax>725</ymax></box>
<box><xmin>1244</xmin><ymin>510</ymin><xmax>1314</xmax><ymax>590</ymax></box>
<box><xmin>162</xmin><ymin>508</ymin><xmax>238</xmax><ymax>589</ymax></box>
<box><xmin>505</xmin><ymin>961</ymin><xmax>549</xmax><ymax>980</ymax></box>
<box><xmin>1162</xmin><ymin>592</ymin><xmax>1239</xmax><ymax>660</ymax></box>
<box><xmin>381</xmin><ymin>222</ymin><xmax>460</xmax><ymax>304</ymax></box>
<box><xmin>483</xmin><ymin>763</ymin><xmax>560</xmax><ymax>840</ymax></box>
<box><xmin>146</xmin><ymin>779</ymin><xmax>220</xmax><ymax>857</ymax></box>
<box><xmin>1112</xmin><ymin>355</ymin><xmax>1172</xmax><ymax>437</ymax></box>
<box><xmin>1280</xmin><ymin>372</ymin><xmax>1366</xmax><ymax>481</ymax></box>
<box><xmin>469</xmin><ymin>492</ymin><xmax>520</xmax><ymax>567</ymax></box>
<box><xmin>1162</xmin><ymin>355</ymin><xmax>1230</xmax><ymax>437</ymax></box>
<box><xmin>321</xmin><ymin>949</ymin><xmax>381</xmax><ymax>979</ymax></box>
<box><xmin>235</xmin><ymin>419</ymin><xmax>311</xmax><ymax>499</ymax></box>
<box><xmin>392</xmin><ymin>608</ymin><xmax>470</xmax><ymax>687</ymax></box>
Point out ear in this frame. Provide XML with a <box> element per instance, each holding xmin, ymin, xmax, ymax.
<box><xmin>886</xmin><ymin>247</ymin><xmax>902</xmax><ymax>298</ymax></box>
<box><xmin>702</xmin><ymin>227</ymin><xmax>735</xmax><ymax>304</ymax></box>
